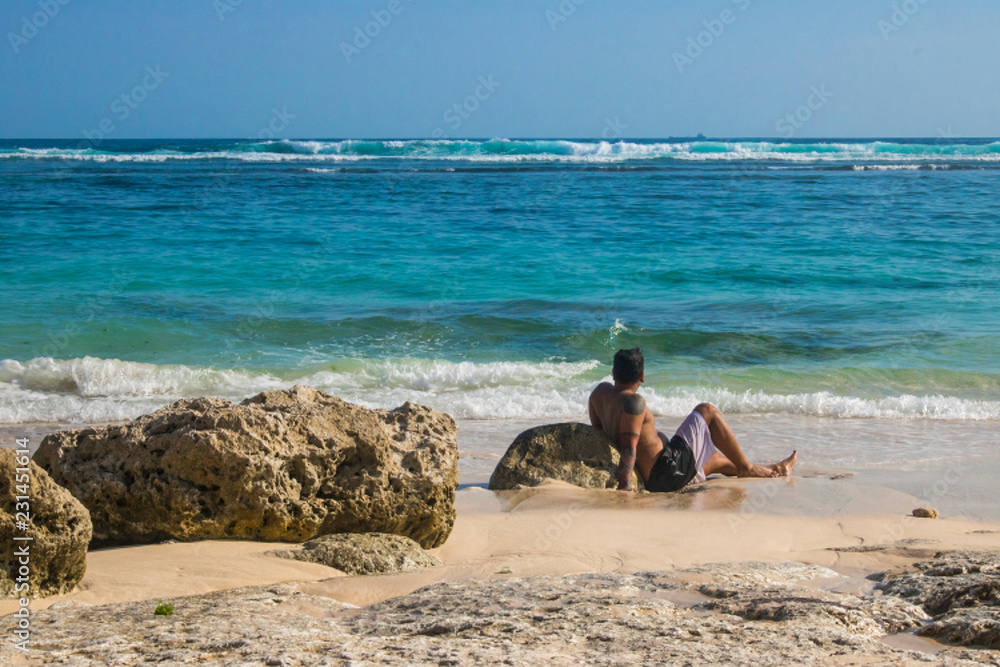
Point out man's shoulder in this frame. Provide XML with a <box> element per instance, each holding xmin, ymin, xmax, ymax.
<box><xmin>623</xmin><ymin>392</ymin><xmax>646</xmax><ymax>416</ymax></box>
<box><xmin>589</xmin><ymin>382</ymin><xmax>614</xmax><ymax>399</ymax></box>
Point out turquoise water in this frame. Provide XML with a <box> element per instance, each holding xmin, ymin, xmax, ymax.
<box><xmin>1</xmin><ymin>138</ymin><xmax>998</xmax><ymax>438</ymax></box>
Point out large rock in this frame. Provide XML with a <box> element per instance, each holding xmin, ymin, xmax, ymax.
<box><xmin>488</xmin><ymin>422</ymin><xmax>639</xmax><ymax>491</ymax></box>
<box><xmin>876</xmin><ymin>550</ymin><xmax>1000</xmax><ymax>648</ymax></box>
<box><xmin>276</xmin><ymin>532</ymin><xmax>441</xmax><ymax>575</ymax></box>
<box><xmin>34</xmin><ymin>386</ymin><xmax>458</xmax><ymax>549</ymax></box>
<box><xmin>0</xmin><ymin>448</ymin><xmax>92</xmax><ymax>597</ymax></box>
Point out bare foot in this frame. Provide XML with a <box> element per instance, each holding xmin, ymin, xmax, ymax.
<box><xmin>772</xmin><ymin>450</ymin><xmax>798</xmax><ymax>477</ymax></box>
<box><xmin>738</xmin><ymin>464</ymin><xmax>780</xmax><ymax>478</ymax></box>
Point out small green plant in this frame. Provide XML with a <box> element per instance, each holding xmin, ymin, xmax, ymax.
<box><xmin>498</xmin><ymin>566</ymin><xmax>513</xmax><ymax>575</ymax></box>
<box><xmin>154</xmin><ymin>601</ymin><xmax>174</xmax><ymax>616</ymax></box>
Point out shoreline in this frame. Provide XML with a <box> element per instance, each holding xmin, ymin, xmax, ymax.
<box><xmin>10</xmin><ymin>414</ymin><xmax>993</xmax><ymax>516</ymax></box>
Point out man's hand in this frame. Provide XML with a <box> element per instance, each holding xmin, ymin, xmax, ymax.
<box><xmin>616</xmin><ymin>445</ymin><xmax>636</xmax><ymax>490</ymax></box>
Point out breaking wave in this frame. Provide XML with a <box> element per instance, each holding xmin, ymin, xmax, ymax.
<box><xmin>2</xmin><ymin>356</ymin><xmax>998</xmax><ymax>425</ymax></box>
<box><xmin>4</xmin><ymin>139</ymin><xmax>1000</xmax><ymax>165</ymax></box>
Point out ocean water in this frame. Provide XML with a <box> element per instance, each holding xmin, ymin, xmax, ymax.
<box><xmin>1</xmin><ymin>138</ymin><xmax>998</xmax><ymax>471</ymax></box>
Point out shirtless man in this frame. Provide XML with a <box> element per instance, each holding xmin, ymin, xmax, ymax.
<box><xmin>589</xmin><ymin>348</ymin><xmax>797</xmax><ymax>492</ymax></box>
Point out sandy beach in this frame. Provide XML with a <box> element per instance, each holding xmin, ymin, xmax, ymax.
<box><xmin>5</xmin><ymin>414</ymin><xmax>1000</xmax><ymax>621</ymax></box>
<box><xmin>5</xmin><ymin>405</ymin><xmax>1000</xmax><ymax>665</ymax></box>
<box><xmin>5</xmin><ymin>473</ymin><xmax>999</xmax><ymax>618</ymax></box>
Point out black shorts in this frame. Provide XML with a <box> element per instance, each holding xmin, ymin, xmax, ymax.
<box><xmin>644</xmin><ymin>433</ymin><xmax>697</xmax><ymax>493</ymax></box>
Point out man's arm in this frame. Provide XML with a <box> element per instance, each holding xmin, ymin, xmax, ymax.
<box><xmin>615</xmin><ymin>394</ymin><xmax>646</xmax><ymax>491</ymax></box>
<box><xmin>616</xmin><ymin>429</ymin><xmax>639</xmax><ymax>491</ymax></box>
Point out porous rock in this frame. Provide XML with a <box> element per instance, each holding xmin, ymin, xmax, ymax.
<box><xmin>0</xmin><ymin>448</ymin><xmax>92</xmax><ymax>597</ymax></box>
<box><xmin>34</xmin><ymin>386</ymin><xmax>458</xmax><ymax>548</ymax></box>
<box><xmin>275</xmin><ymin>532</ymin><xmax>441</xmax><ymax>575</ymax></box>
<box><xmin>488</xmin><ymin>422</ymin><xmax>640</xmax><ymax>491</ymax></box>
<box><xmin>877</xmin><ymin>550</ymin><xmax>1000</xmax><ymax>648</ymax></box>
<box><xmin>6</xmin><ymin>563</ymin><xmax>993</xmax><ymax>666</ymax></box>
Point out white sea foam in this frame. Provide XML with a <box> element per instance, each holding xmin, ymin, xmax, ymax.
<box><xmin>2</xmin><ymin>357</ymin><xmax>999</xmax><ymax>425</ymax></box>
<box><xmin>5</xmin><ymin>140</ymin><xmax>1000</xmax><ymax>165</ymax></box>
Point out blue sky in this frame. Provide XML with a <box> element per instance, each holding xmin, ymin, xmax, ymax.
<box><xmin>1</xmin><ymin>0</ymin><xmax>998</xmax><ymax>139</ymax></box>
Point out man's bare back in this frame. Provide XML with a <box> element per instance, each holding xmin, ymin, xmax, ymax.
<box><xmin>588</xmin><ymin>382</ymin><xmax>663</xmax><ymax>483</ymax></box>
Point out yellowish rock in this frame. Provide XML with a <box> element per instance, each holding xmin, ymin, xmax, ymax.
<box><xmin>35</xmin><ymin>386</ymin><xmax>458</xmax><ymax>548</ymax></box>
<box><xmin>0</xmin><ymin>449</ymin><xmax>92</xmax><ymax>597</ymax></box>
<box><xmin>488</xmin><ymin>422</ymin><xmax>640</xmax><ymax>491</ymax></box>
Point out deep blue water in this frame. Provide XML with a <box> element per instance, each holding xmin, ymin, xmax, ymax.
<box><xmin>1</xmin><ymin>138</ymin><xmax>998</xmax><ymax>425</ymax></box>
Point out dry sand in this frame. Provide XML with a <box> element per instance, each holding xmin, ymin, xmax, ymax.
<box><xmin>6</xmin><ymin>475</ymin><xmax>1000</xmax><ymax>617</ymax></box>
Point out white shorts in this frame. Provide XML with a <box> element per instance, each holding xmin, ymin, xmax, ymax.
<box><xmin>673</xmin><ymin>411</ymin><xmax>718</xmax><ymax>483</ymax></box>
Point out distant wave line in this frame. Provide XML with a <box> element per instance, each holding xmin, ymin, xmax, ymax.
<box><xmin>3</xmin><ymin>139</ymin><xmax>1000</xmax><ymax>164</ymax></box>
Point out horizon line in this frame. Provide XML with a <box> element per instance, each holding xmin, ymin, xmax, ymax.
<box><xmin>2</xmin><ymin>136</ymin><xmax>998</xmax><ymax>142</ymax></box>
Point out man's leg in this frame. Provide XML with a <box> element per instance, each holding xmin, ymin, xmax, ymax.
<box><xmin>695</xmin><ymin>403</ymin><xmax>796</xmax><ymax>478</ymax></box>
<box><xmin>702</xmin><ymin>451</ymin><xmax>739</xmax><ymax>477</ymax></box>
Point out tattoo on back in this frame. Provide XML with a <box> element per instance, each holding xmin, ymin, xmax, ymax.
<box><xmin>624</xmin><ymin>394</ymin><xmax>646</xmax><ymax>416</ymax></box>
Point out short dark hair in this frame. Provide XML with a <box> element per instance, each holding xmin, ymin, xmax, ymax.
<box><xmin>613</xmin><ymin>348</ymin><xmax>644</xmax><ymax>384</ymax></box>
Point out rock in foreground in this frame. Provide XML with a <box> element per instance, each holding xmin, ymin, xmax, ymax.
<box><xmin>876</xmin><ymin>550</ymin><xmax>1000</xmax><ymax>648</ymax></box>
<box><xmin>0</xmin><ymin>449</ymin><xmax>92</xmax><ymax>598</ymax></box>
<box><xmin>6</xmin><ymin>561</ymin><xmax>997</xmax><ymax>665</ymax></box>
<box><xmin>488</xmin><ymin>422</ymin><xmax>639</xmax><ymax>491</ymax></box>
<box><xmin>34</xmin><ymin>386</ymin><xmax>458</xmax><ymax>548</ymax></box>
<box><xmin>275</xmin><ymin>532</ymin><xmax>441</xmax><ymax>575</ymax></box>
